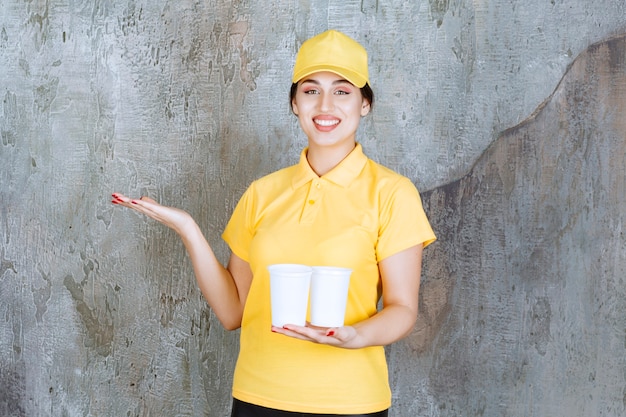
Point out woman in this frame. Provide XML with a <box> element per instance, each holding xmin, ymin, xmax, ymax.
<box><xmin>112</xmin><ymin>30</ymin><xmax>436</xmax><ymax>416</ymax></box>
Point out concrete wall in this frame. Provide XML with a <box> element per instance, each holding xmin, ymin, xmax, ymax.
<box><xmin>403</xmin><ymin>34</ymin><xmax>626</xmax><ymax>416</ymax></box>
<box><xmin>1</xmin><ymin>1</ymin><xmax>625</xmax><ymax>416</ymax></box>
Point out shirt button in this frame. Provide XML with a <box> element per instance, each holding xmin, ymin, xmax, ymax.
<box><xmin>315</xmin><ymin>182</ymin><xmax>321</xmax><ymax>189</ymax></box>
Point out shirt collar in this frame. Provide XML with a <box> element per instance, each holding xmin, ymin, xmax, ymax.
<box><xmin>292</xmin><ymin>143</ymin><xmax>368</xmax><ymax>189</ymax></box>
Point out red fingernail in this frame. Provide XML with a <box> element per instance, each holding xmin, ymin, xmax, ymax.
<box><xmin>131</xmin><ymin>200</ymin><xmax>137</xmax><ymax>204</ymax></box>
<box><xmin>112</xmin><ymin>200</ymin><xmax>118</xmax><ymax>204</ymax></box>
<box><xmin>327</xmin><ymin>330</ymin><xmax>335</xmax><ymax>336</ymax></box>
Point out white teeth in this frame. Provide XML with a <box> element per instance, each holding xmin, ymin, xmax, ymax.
<box><xmin>314</xmin><ymin>119</ymin><xmax>339</xmax><ymax>126</ymax></box>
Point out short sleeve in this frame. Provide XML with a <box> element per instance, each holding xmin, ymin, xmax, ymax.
<box><xmin>222</xmin><ymin>183</ymin><xmax>256</xmax><ymax>262</ymax></box>
<box><xmin>376</xmin><ymin>177</ymin><xmax>436</xmax><ymax>262</ymax></box>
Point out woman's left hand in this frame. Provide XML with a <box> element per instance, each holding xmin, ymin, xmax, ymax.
<box><xmin>271</xmin><ymin>324</ymin><xmax>360</xmax><ymax>348</ymax></box>
<box><xmin>272</xmin><ymin>244</ymin><xmax>425</xmax><ymax>349</ymax></box>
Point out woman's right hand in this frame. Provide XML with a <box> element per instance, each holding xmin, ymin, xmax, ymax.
<box><xmin>111</xmin><ymin>193</ymin><xmax>193</xmax><ymax>234</ymax></box>
<box><xmin>112</xmin><ymin>192</ymin><xmax>252</xmax><ymax>329</ymax></box>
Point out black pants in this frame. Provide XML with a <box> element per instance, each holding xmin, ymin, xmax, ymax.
<box><xmin>231</xmin><ymin>398</ymin><xmax>389</xmax><ymax>417</ymax></box>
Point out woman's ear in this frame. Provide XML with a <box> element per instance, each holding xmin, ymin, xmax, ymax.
<box><xmin>291</xmin><ymin>99</ymin><xmax>299</xmax><ymax>116</ymax></box>
<box><xmin>360</xmin><ymin>99</ymin><xmax>371</xmax><ymax>117</ymax></box>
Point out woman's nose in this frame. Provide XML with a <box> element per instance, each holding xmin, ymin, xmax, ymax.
<box><xmin>319</xmin><ymin>92</ymin><xmax>334</xmax><ymax>112</ymax></box>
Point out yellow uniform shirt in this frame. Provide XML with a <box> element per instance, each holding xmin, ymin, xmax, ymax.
<box><xmin>222</xmin><ymin>144</ymin><xmax>436</xmax><ymax>414</ymax></box>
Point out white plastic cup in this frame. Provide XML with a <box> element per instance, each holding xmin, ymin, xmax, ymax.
<box><xmin>310</xmin><ymin>266</ymin><xmax>352</xmax><ymax>327</ymax></box>
<box><xmin>268</xmin><ymin>264</ymin><xmax>313</xmax><ymax>327</ymax></box>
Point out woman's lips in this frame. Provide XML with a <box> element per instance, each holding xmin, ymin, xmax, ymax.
<box><xmin>313</xmin><ymin>117</ymin><xmax>340</xmax><ymax>131</ymax></box>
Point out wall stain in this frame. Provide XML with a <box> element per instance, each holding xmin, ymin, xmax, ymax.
<box><xmin>1</xmin><ymin>90</ymin><xmax>18</xmax><ymax>147</ymax></box>
<box><xmin>210</xmin><ymin>20</ymin><xmax>259</xmax><ymax>90</ymax></box>
<box><xmin>26</xmin><ymin>0</ymin><xmax>50</xmax><ymax>51</ymax></box>
<box><xmin>33</xmin><ymin>77</ymin><xmax>59</xmax><ymax>115</ymax></box>
<box><xmin>229</xmin><ymin>20</ymin><xmax>259</xmax><ymax>91</ymax></box>
<box><xmin>528</xmin><ymin>296</ymin><xmax>552</xmax><ymax>356</ymax></box>
<box><xmin>430</xmin><ymin>0</ymin><xmax>450</xmax><ymax>27</ymax></box>
<box><xmin>118</xmin><ymin>4</ymin><xmax>142</xmax><ymax>37</ymax></box>
<box><xmin>0</xmin><ymin>27</ymin><xmax>8</xmax><ymax>49</ymax></box>
<box><xmin>63</xmin><ymin>273</ymin><xmax>115</xmax><ymax>357</ymax></box>
<box><xmin>0</xmin><ymin>248</ymin><xmax>17</xmax><ymax>279</ymax></box>
<box><xmin>0</xmin><ymin>364</ymin><xmax>26</xmax><ymax>417</ymax></box>
<box><xmin>32</xmin><ymin>266</ymin><xmax>52</xmax><ymax>323</ymax></box>
<box><xmin>360</xmin><ymin>0</ymin><xmax>379</xmax><ymax>13</ymax></box>
<box><xmin>159</xmin><ymin>293</ymin><xmax>188</xmax><ymax>327</ymax></box>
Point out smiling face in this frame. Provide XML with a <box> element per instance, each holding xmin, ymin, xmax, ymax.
<box><xmin>291</xmin><ymin>71</ymin><xmax>371</xmax><ymax>155</ymax></box>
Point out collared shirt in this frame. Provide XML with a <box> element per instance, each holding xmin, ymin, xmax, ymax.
<box><xmin>223</xmin><ymin>143</ymin><xmax>436</xmax><ymax>414</ymax></box>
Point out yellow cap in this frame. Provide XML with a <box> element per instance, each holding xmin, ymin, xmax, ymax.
<box><xmin>292</xmin><ymin>30</ymin><xmax>369</xmax><ymax>88</ymax></box>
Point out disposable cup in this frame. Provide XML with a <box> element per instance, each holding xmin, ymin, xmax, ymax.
<box><xmin>268</xmin><ymin>264</ymin><xmax>312</xmax><ymax>327</ymax></box>
<box><xmin>310</xmin><ymin>266</ymin><xmax>352</xmax><ymax>327</ymax></box>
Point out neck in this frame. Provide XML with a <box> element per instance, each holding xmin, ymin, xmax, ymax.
<box><xmin>306</xmin><ymin>142</ymin><xmax>356</xmax><ymax>176</ymax></box>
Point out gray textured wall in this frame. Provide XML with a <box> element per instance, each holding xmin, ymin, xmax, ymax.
<box><xmin>405</xmin><ymin>35</ymin><xmax>626</xmax><ymax>416</ymax></box>
<box><xmin>1</xmin><ymin>1</ymin><xmax>625</xmax><ymax>416</ymax></box>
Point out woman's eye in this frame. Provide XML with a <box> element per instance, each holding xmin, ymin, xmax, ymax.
<box><xmin>335</xmin><ymin>90</ymin><xmax>350</xmax><ymax>95</ymax></box>
<box><xmin>303</xmin><ymin>89</ymin><xmax>319</xmax><ymax>95</ymax></box>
